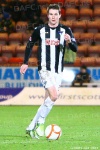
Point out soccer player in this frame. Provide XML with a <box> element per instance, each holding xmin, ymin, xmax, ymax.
<box><xmin>20</xmin><ymin>4</ymin><xmax>77</xmax><ymax>139</ymax></box>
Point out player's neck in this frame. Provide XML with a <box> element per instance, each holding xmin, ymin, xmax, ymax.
<box><xmin>48</xmin><ymin>22</ymin><xmax>59</xmax><ymax>28</ymax></box>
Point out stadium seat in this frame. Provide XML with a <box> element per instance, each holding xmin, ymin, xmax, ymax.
<box><xmin>64</xmin><ymin>0</ymin><xmax>79</xmax><ymax>8</ymax></box>
<box><xmin>81</xmin><ymin>57</ymin><xmax>96</xmax><ymax>66</ymax></box>
<box><xmin>1</xmin><ymin>45</ymin><xmax>16</xmax><ymax>58</ymax></box>
<box><xmin>28</xmin><ymin>57</ymin><xmax>38</xmax><ymax>66</ymax></box>
<box><xmin>8</xmin><ymin>57</ymin><xmax>24</xmax><ymax>66</ymax></box>
<box><xmin>88</xmin><ymin>45</ymin><xmax>100</xmax><ymax>57</ymax></box>
<box><xmin>73</xmin><ymin>20</ymin><xmax>87</xmax><ymax>33</ymax></box>
<box><xmin>16</xmin><ymin>45</ymin><xmax>26</xmax><ymax>57</ymax></box>
<box><xmin>32</xmin><ymin>46</ymin><xmax>38</xmax><ymax>57</ymax></box>
<box><xmin>37</xmin><ymin>0</ymin><xmax>51</xmax><ymax>4</ymax></box>
<box><xmin>0</xmin><ymin>57</ymin><xmax>2</xmax><ymax>64</ymax></box>
<box><xmin>79</xmin><ymin>0</ymin><xmax>93</xmax><ymax>8</ymax></box>
<box><xmin>79</xmin><ymin>8</ymin><xmax>93</xmax><ymax>20</ymax></box>
<box><xmin>0</xmin><ymin>56</ymin><xmax>9</xmax><ymax>66</ymax></box>
<box><xmin>19</xmin><ymin>0</ymin><xmax>27</xmax><ymax>3</ymax></box>
<box><xmin>95</xmin><ymin>58</ymin><xmax>100</xmax><ymax>66</ymax></box>
<box><xmin>73</xmin><ymin>57</ymin><xmax>82</xmax><ymax>67</ymax></box>
<box><xmin>73</xmin><ymin>32</ymin><xmax>80</xmax><ymax>44</ymax></box>
<box><xmin>94</xmin><ymin>33</ymin><xmax>100</xmax><ymax>45</ymax></box>
<box><xmin>0</xmin><ymin>33</ymin><xmax>8</xmax><ymax>45</ymax></box>
<box><xmin>60</xmin><ymin>8</ymin><xmax>66</xmax><ymax>19</ymax></box>
<box><xmin>65</xmin><ymin>8</ymin><xmax>79</xmax><ymax>20</ymax></box>
<box><xmin>41</xmin><ymin>8</ymin><xmax>48</xmax><ymax>22</ymax></box>
<box><xmin>9</xmin><ymin>33</ymin><xmax>23</xmax><ymax>45</ymax></box>
<box><xmin>93</xmin><ymin>8</ymin><xmax>100</xmax><ymax>20</ymax></box>
<box><xmin>87</xmin><ymin>20</ymin><xmax>100</xmax><ymax>33</ymax></box>
<box><xmin>93</xmin><ymin>0</ymin><xmax>100</xmax><ymax>8</ymax></box>
<box><xmin>0</xmin><ymin>45</ymin><xmax>2</xmax><ymax>56</ymax></box>
<box><xmin>22</xmin><ymin>33</ymin><xmax>31</xmax><ymax>45</ymax></box>
<box><xmin>16</xmin><ymin>21</ymin><xmax>28</xmax><ymax>33</ymax></box>
<box><xmin>77</xmin><ymin>45</ymin><xmax>88</xmax><ymax>57</ymax></box>
<box><xmin>60</xmin><ymin>20</ymin><xmax>73</xmax><ymax>29</ymax></box>
<box><xmin>79</xmin><ymin>33</ymin><xmax>94</xmax><ymax>45</ymax></box>
<box><xmin>51</xmin><ymin>0</ymin><xmax>65</xmax><ymax>5</ymax></box>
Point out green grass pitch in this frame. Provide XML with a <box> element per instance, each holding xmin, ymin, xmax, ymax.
<box><xmin>0</xmin><ymin>106</ymin><xmax>100</xmax><ymax>150</ymax></box>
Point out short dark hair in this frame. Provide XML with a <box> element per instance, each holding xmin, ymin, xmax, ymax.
<box><xmin>81</xmin><ymin>65</ymin><xmax>87</xmax><ymax>70</ymax></box>
<box><xmin>47</xmin><ymin>4</ymin><xmax>61</xmax><ymax>14</ymax></box>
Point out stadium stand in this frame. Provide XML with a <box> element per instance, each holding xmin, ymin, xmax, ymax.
<box><xmin>9</xmin><ymin>33</ymin><xmax>23</xmax><ymax>45</ymax></box>
<box><xmin>79</xmin><ymin>0</ymin><xmax>93</xmax><ymax>8</ymax></box>
<box><xmin>0</xmin><ymin>33</ymin><xmax>9</xmax><ymax>45</ymax></box>
<box><xmin>41</xmin><ymin>7</ymin><xmax>48</xmax><ymax>22</ymax></box>
<box><xmin>15</xmin><ymin>21</ymin><xmax>28</xmax><ymax>33</ymax></box>
<box><xmin>28</xmin><ymin>57</ymin><xmax>38</xmax><ymax>66</ymax></box>
<box><xmin>60</xmin><ymin>20</ymin><xmax>73</xmax><ymax>29</ymax></box>
<box><xmin>73</xmin><ymin>32</ymin><xmax>80</xmax><ymax>44</ymax></box>
<box><xmin>0</xmin><ymin>45</ymin><xmax>2</xmax><ymax>56</ymax></box>
<box><xmin>77</xmin><ymin>45</ymin><xmax>88</xmax><ymax>57</ymax></box>
<box><xmin>37</xmin><ymin>0</ymin><xmax>51</xmax><ymax>4</ymax></box>
<box><xmin>81</xmin><ymin>57</ymin><xmax>96</xmax><ymax>66</ymax></box>
<box><xmin>51</xmin><ymin>0</ymin><xmax>65</xmax><ymax>5</ymax></box>
<box><xmin>88</xmin><ymin>45</ymin><xmax>100</xmax><ymax>57</ymax></box>
<box><xmin>79</xmin><ymin>33</ymin><xmax>94</xmax><ymax>45</ymax></box>
<box><xmin>73</xmin><ymin>57</ymin><xmax>82</xmax><ymax>67</ymax></box>
<box><xmin>65</xmin><ymin>8</ymin><xmax>79</xmax><ymax>20</ymax></box>
<box><xmin>79</xmin><ymin>8</ymin><xmax>93</xmax><ymax>20</ymax></box>
<box><xmin>87</xmin><ymin>20</ymin><xmax>100</xmax><ymax>33</ymax></box>
<box><xmin>94</xmin><ymin>33</ymin><xmax>100</xmax><ymax>45</ymax></box>
<box><xmin>93</xmin><ymin>8</ymin><xmax>100</xmax><ymax>20</ymax></box>
<box><xmin>0</xmin><ymin>0</ymin><xmax>99</xmax><ymax>68</ymax></box>
<box><xmin>15</xmin><ymin>45</ymin><xmax>26</xmax><ymax>57</ymax></box>
<box><xmin>8</xmin><ymin>57</ymin><xmax>23</xmax><ymax>66</ymax></box>
<box><xmin>64</xmin><ymin>0</ymin><xmax>79</xmax><ymax>8</ymax></box>
<box><xmin>95</xmin><ymin>57</ymin><xmax>100</xmax><ymax>66</ymax></box>
<box><xmin>1</xmin><ymin>45</ymin><xmax>16</xmax><ymax>58</ymax></box>
<box><xmin>22</xmin><ymin>33</ymin><xmax>31</xmax><ymax>45</ymax></box>
<box><xmin>72</xmin><ymin>20</ymin><xmax>87</xmax><ymax>33</ymax></box>
<box><xmin>93</xmin><ymin>0</ymin><xmax>100</xmax><ymax>8</ymax></box>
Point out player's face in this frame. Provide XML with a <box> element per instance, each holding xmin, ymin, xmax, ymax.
<box><xmin>48</xmin><ymin>9</ymin><xmax>61</xmax><ymax>27</ymax></box>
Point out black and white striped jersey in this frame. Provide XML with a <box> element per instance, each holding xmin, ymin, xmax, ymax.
<box><xmin>24</xmin><ymin>24</ymin><xmax>77</xmax><ymax>73</ymax></box>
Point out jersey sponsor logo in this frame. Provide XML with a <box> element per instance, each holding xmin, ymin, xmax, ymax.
<box><xmin>45</xmin><ymin>38</ymin><xmax>60</xmax><ymax>46</ymax></box>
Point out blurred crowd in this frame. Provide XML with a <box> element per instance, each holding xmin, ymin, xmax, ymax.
<box><xmin>0</xmin><ymin>0</ymin><xmax>44</xmax><ymax>34</ymax></box>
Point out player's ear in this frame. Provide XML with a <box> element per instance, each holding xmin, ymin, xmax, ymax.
<box><xmin>59</xmin><ymin>14</ymin><xmax>61</xmax><ymax>19</ymax></box>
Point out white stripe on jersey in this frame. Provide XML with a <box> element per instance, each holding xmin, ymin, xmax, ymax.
<box><xmin>40</xmin><ymin>27</ymin><xmax>46</xmax><ymax>70</ymax></box>
<box><xmin>60</xmin><ymin>27</ymin><xmax>65</xmax><ymax>45</ymax></box>
<box><xmin>50</xmin><ymin>28</ymin><xmax>56</xmax><ymax>72</ymax></box>
<box><xmin>58</xmin><ymin>27</ymin><xmax>65</xmax><ymax>73</ymax></box>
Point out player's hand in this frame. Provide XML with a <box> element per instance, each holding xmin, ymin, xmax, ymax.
<box><xmin>64</xmin><ymin>34</ymin><xmax>71</xmax><ymax>44</ymax></box>
<box><xmin>20</xmin><ymin>64</ymin><xmax>28</xmax><ymax>74</ymax></box>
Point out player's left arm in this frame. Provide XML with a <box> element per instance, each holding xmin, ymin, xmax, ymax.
<box><xmin>64</xmin><ymin>27</ymin><xmax>77</xmax><ymax>52</ymax></box>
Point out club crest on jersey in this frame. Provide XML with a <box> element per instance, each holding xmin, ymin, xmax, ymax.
<box><xmin>45</xmin><ymin>38</ymin><xmax>60</xmax><ymax>46</ymax></box>
<box><xmin>58</xmin><ymin>31</ymin><xmax>63</xmax><ymax>34</ymax></box>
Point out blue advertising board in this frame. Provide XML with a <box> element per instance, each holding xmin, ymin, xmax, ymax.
<box><xmin>0</xmin><ymin>67</ymin><xmax>100</xmax><ymax>88</ymax></box>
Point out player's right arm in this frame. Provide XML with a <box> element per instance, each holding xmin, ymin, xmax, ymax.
<box><xmin>20</xmin><ymin>27</ymin><xmax>40</xmax><ymax>74</ymax></box>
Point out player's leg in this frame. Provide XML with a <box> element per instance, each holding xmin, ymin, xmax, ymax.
<box><xmin>37</xmin><ymin>86</ymin><xmax>58</xmax><ymax>124</ymax></box>
<box><xmin>35</xmin><ymin>73</ymin><xmax>62</xmax><ymax>137</ymax></box>
<box><xmin>26</xmin><ymin>86</ymin><xmax>57</xmax><ymax>137</ymax></box>
<box><xmin>35</xmin><ymin>86</ymin><xmax>58</xmax><ymax>136</ymax></box>
<box><xmin>26</xmin><ymin>71</ymin><xmax>62</xmax><ymax>138</ymax></box>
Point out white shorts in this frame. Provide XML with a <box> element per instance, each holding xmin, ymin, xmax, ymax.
<box><xmin>39</xmin><ymin>70</ymin><xmax>62</xmax><ymax>89</ymax></box>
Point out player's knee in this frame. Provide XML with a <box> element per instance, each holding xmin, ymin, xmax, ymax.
<box><xmin>50</xmin><ymin>94</ymin><xmax>58</xmax><ymax>102</ymax></box>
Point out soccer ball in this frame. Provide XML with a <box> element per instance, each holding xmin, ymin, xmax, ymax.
<box><xmin>45</xmin><ymin>124</ymin><xmax>62</xmax><ymax>140</ymax></box>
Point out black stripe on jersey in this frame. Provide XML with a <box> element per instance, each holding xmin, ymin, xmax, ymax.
<box><xmin>45</xmin><ymin>26</ymin><xmax>51</xmax><ymax>70</ymax></box>
<box><xmin>38</xmin><ymin>44</ymin><xmax>41</xmax><ymax>70</ymax></box>
<box><xmin>55</xmin><ymin>26</ymin><xmax>60</xmax><ymax>73</ymax></box>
